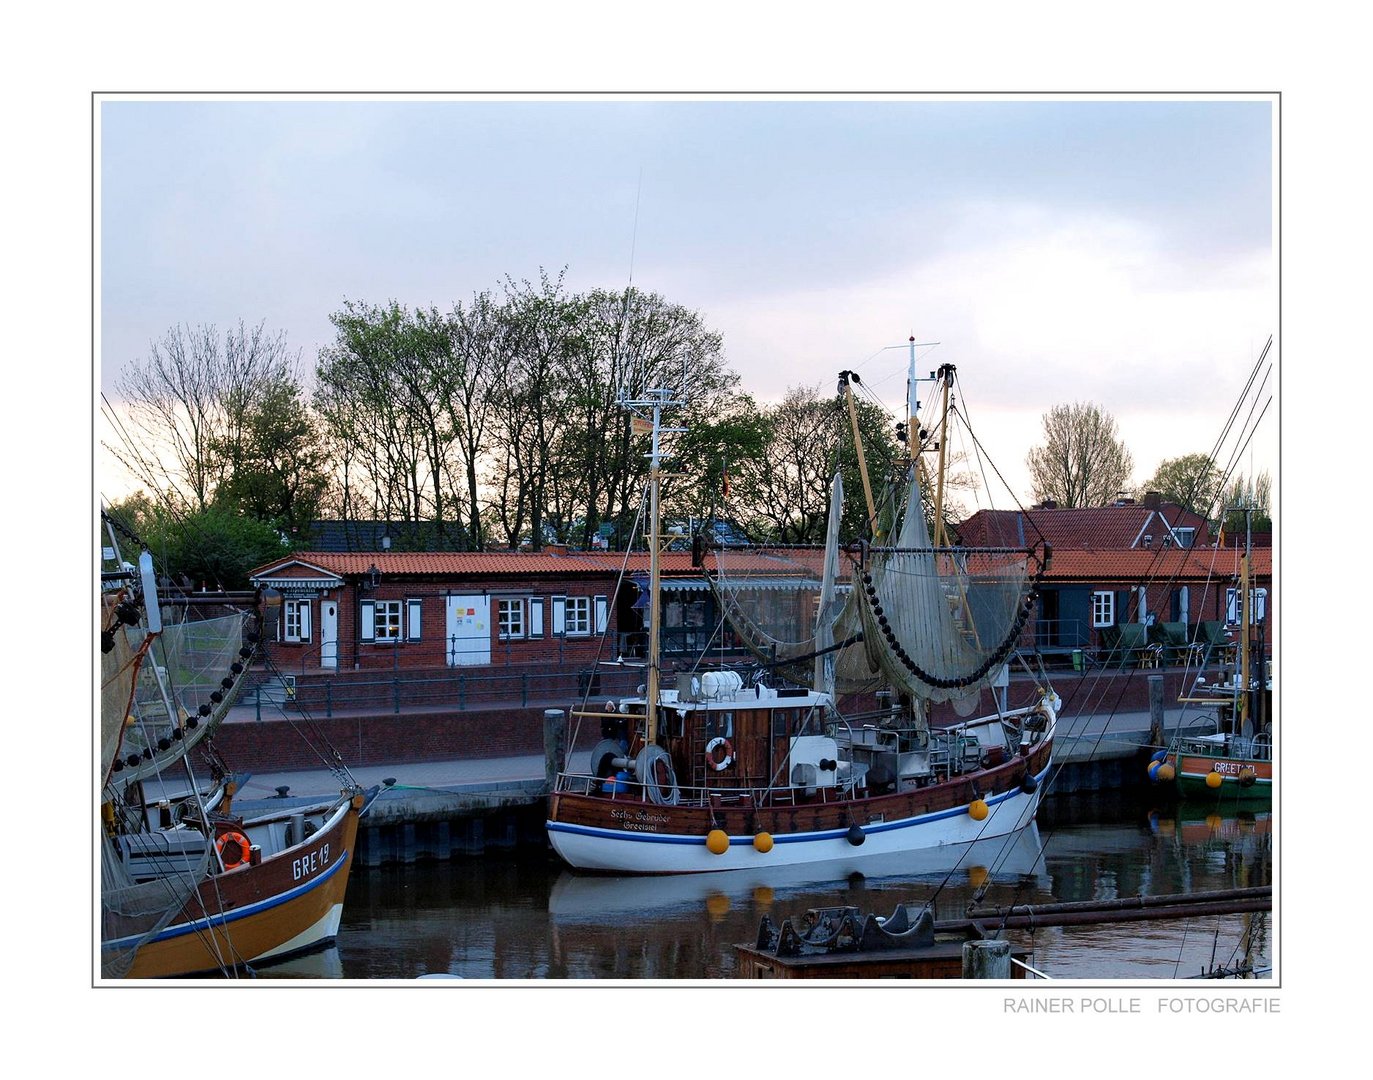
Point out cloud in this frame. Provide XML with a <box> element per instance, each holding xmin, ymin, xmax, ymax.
<box><xmin>697</xmin><ymin>198</ymin><xmax>1274</xmax><ymax>502</ymax></box>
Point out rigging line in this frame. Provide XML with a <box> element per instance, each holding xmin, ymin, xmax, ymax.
<box><xmin>1211</xmin><ymin>371</ymin><xmax>1271</xmax><ymax>492</ymax></box>
<box><xmin>100</xmin><ymin>394</ymin><xmax>207</xmax><ymax>519</ymax></box>
<box><xmin>250</xmin><ymin>652</ymin><xmax>361</xmax><ymax>785</ymax></box>
<box><xmin>563</xmin><ymin>482</ymin><xmax>650</xmax><ymax>753</ymax></box>
<box><xmin>1202</xmin><ymin>337</ymin><xmax>1271</xmax><ymax>473</ymax></box>
<box><xmin>1215</xmin><ymin>397</ymin><xmax>1273</xmax><ymax>501</ymax></box>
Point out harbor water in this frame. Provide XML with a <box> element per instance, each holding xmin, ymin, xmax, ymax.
<box><xmin>257</xmin><ymin>797</ymin><xmax>1273</xmax><ymax>981</ymax></box>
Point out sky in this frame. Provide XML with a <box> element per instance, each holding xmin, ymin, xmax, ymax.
<box><xmin>97</xmin><ymin>95</ymin><xmax>1276</xmax><ymax>510</ymax></box>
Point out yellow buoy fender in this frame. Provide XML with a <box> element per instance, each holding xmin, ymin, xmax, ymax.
<box><xmin>706</xmin><ymin>829</ymin><xmax>730</xmax><ymax>855</ymax></box>
<box><xmin>753</xmin><ymin>832</ymin><xmax>773</xmax><ymax>853</ymax></box>
<box><xmin>969</xmin><ymin>799</ymin><xmax>989</xmax><ymax>821</ymax></box>
<box><xmin>1206</xmin><ymin>771</ymin><xmax>1224</xmax><ymax>789</ymax></box>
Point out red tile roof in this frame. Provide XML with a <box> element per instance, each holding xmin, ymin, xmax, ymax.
<box><xmin>959</xmin><ymin>504</ymin><xmax>1210</xmax><ymax>550</ymax></box>
<box><xmin>1044</xmin><ymin>546</ymin><xmax>1270</xmax><ymax>582</ymax></box>
<box><xmin>249</xmin><ymin>549</ymin><xmax>827</xmax><ymax>581</ymax></box>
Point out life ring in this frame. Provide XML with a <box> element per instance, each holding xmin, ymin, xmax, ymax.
<box><xmin>216</xmin><ymin>830</ymin><xmax>252</xmax><ymax>870</ymax></box>
<box><xmin>705</xmin><ymin>737</ymin><xmax>734</xmax><ymax>772</ymax></box>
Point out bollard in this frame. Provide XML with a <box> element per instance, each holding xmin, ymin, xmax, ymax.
<box><xmin>962</xmin><ymin>938</ymin><xmax>1011</xmax><ymax>979</ymax></box>
<box><xmin>544</xmin><ymin>709</ymin><xmax>567</xmax><ymax>794</ymax></box>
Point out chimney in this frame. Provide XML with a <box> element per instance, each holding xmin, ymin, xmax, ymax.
<box><xmin>1143</xmin><ymin>490</ymin><xmax>1162</xmax><ymax>509</ymax></box>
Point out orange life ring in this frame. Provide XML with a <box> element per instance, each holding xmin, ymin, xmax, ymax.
<box><xmin>705</xmin><ymin>737</ymin><xmax>734</xmax><ymax>772</ymax></box>
<box><xmin>216</xmin><ymin>829</ymin><xmax>252</xmax><ymax>870</ymax></box>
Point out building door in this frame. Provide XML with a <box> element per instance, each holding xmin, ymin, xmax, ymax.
<box><xmin>446</xmin><ymin>594</ymin><xmax>491</xmax><ymax>666</ymax></box>
<box><xmin>320</xmin><ymin>599</ymin><xmax>338</xmax><ymax>669</ymax></box>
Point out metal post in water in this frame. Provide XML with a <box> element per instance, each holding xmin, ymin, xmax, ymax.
<box><xmin>544</xmin><ymin>708</ymin><xmax>567</xmax><ymax>794</ymax></box>
<box><xmin>962</xmin><ymin>938</ymin><xmax>1011</xmax><ymax>979</ymax></box>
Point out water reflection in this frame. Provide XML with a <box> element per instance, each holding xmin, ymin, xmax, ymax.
<box><xmin>310</xmin><ymin>805</ymin><xmax>1272</xmax><ymax>981</ymax></box>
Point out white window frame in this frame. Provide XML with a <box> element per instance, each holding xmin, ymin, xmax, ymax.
<box><xmin>1092</xmin><ymin>590</ymin><xmax>1115</xmax><ymax>628</ymax></box>
<box><xmin>529</xmin><ymin>596</ymin><xmax>545</xmax><ymax>639</ymax></box>
<box><xmin>373</xmin><ymin>599</ymin><xmax>403</xmax><ymax>642</ymax></box>
<box><xmin>282</xmin><ymin>598</ymin><xmax>312</xmax><ymax>643</ymax></box>
<box><xmin>565</xmin><ymin>596</ymin><xmax>592</xmax><ymax>637</ymax></box>
<box><xmin>1173</xmin><ymin>526</ymin><xmax>1196</xmax><ymax>549</ymax></box>
<box><xmin>407</xmin><ymin>598</ymin><xmax>423</xmax><ymax>641</ymax></box>
<box><xmin>497</xmin><ymin>598</ymin><xmax>526</xmax><ymax>640</ymax></box>
<box><xmin>1226</xmin><ymin>587</ymin><xmax>1267</xmax><ymax>625</ymax></box>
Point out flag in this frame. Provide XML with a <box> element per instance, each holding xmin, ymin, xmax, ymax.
<box><xmin>722</xmin><ymin>461</ymin><xmax>731</xmax><ymax>499</ymax></box>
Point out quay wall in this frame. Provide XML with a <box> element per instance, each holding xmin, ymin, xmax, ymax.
<box><xmin>217</xmin><ymin>669</ymin><xmax>1203</xmax><ymax>866</ymax></box>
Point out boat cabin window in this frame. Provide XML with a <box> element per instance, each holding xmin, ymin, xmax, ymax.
<box><xmin>705</xmin><ymin>711</ymin><xmax>734</xmax><ymax>739</ymax></box>
<box><xmin>770</xmin><ymin>708</ymin><xmax>819</xmax><ymax>738</ymax></box>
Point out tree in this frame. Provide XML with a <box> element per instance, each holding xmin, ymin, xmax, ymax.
<box><xmin>1026</xmin><ymin>401</ymin><xmax>1134</xmax><ymax>507</ymax></box>
<box><xmin>1219</xmin><ymin>471</ymin><xmax>1272</xmax><ymax>538</ymax></box>
<box><xmin>213</xmin><ymin>375</ymin><xmax>330</xmax><ymax>539</ymax></box>
<box><xmin>103</xmin><ymin>495</ymin><xmax>288</xmax><ymax>591</ymax></box>
<box><xmin>315</xmin><ymin>299</ymin><xmax>466</xmax><ymax>549</ymax></box>
<box><xmin>111</xmin><ymin>321</ymin><xmax>301</xmax><ymax>512</ymax></box>
<box><xmin>731</xmin><ymin>384</ymin><xmax>900</xmax><ymax>544</ymax></box>
<box><xmin>1136</xmin><ymin>452</ymin><xmax>1225</xmax><ymax>520</ymax></box>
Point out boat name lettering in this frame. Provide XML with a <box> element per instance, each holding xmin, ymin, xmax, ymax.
<box><xmin>610</xmin><ymin>808</ymin><xmax>669</xmax><ymax>831</ymax></box>
<box><xmin>292</xmin><ymin>843</ymin><xmax>330</xmax><ymax>881</ymax></box>
<box><xmin>1211</xmin><ymin>760</ymin><xmax>1247</xmax><ymax>775</ymax></box>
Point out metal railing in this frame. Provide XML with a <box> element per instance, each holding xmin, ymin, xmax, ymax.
<box><xmin>248</xmin><ymin>661</ymin><xmax>648</xmax><ymax>719</ymax></box>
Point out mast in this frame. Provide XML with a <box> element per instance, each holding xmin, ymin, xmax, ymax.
<box><xmin>838</xmin><ymin>371</ymin><xmax>878</xmax><ymax>538</ymax></box>
<box><xmin>624</xmin><ymin>386</ymin><xmax>679</xmax><ymax>746</ymax></box>
<box><xmin>930</xmin><ymin>363</ymin><xmax>954</xmax><ymax>551</ymax></box>
<box><xmin>1238</xmin><ymin>497</ymin><xmax>1253</xmax><ymax>733</ymax></box>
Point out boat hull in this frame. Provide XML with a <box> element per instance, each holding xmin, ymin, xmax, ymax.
<box><xmin>1174</xmin><ymin>752</ymin><xmax>1272</xmax><ymax>802</ymax></box>
<box><xmin>548</xmin><ymin>740</ymin><xmax>1051</xmax><ymax>874</ymax></box>
<box><xmin>105</xmin><ymin>795</ymin><xmax>363</xmax><ymax>979</ymax></box>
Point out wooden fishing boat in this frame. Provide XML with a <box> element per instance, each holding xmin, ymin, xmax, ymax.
<box><xmin>1157</xmin><ymin>498</ymin><xmax>1272</xmax><ymax>804</ymax></box>
<box><xmin>548</xmin><ymin>353</ymin><xmax>1057</xmax><ymax>875</ymax></box>
<box><xmin>102</xmin><ymin>783</ymin><xmax>368</xmax><ymax>978</ymax></box>
<box><xmin>99</xmin><ymin>521</ymin><xmax>373</xmax><ymax>978</ymax></box>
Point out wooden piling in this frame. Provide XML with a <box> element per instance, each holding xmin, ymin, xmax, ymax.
<box><xmin>544</xmin><ymin>709</ymin><xmax>566</xmax><ymax>794</ymax></box>
<box><xmin>1148</xmin><ymin>673</ymin><xmax>1165</xmax><ymax>746</ymax></box>
<box><xmin>962</xmin><ymin>938</ymin><xmax>1011</xmax><ymax>979</ymax></box>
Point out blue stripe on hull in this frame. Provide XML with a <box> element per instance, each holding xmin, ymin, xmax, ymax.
<box><xmin>103</xmin><ymin>846</ymin><xmax>351</xmax><ymax>952</ymax></box>
<box><xmin>548</xmin><ymin>763</ymin><xmax>1049</xmax><ymax>849</ymax></box>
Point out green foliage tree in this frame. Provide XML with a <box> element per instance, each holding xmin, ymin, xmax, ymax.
<box><xmin>213</xmin><ymin>375</ymin><xmax>329</xmax><ymax>539</ymax></box>
<box><xmin>315</xmin><ymin>299</ymin><xmax>467</xmax><ymax>549</ymax></box>
<box><xmin>1219</xmin><ymin>471</ymin><xmax>1272</xmax><ymax>538</ymax></box>
<box><xmin>102</xmin><ymin>496</ymin><xmax>289</xmax><ymax>591</ymax></box>
<box><xmin>1026</xmin><ymin>401</ymin><xmax>1134</xmax><ymax>507</ymax></box>
<box><xmin>732</xmin><ymin>384</ymin><xmax>901</xmax><ymax>543</ymax></box>
<box><xmin>1136</xmin><ymin>452</ymin><xmax>1225</xmax><ymax>519</ymax></box>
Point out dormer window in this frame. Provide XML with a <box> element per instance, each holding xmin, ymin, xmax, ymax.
<box><xmin>1174</xmin><ymin>527</ymin><xmax>1196</xmax><ymax>548</ymax></box>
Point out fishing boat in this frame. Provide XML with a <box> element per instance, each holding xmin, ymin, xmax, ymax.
<box><xmin>546</xmin><ymin>351</ymin><xmax>1058</xmax><ymax>875</ymax></box>
<box><xmin>99</xmin><ymin>516</ymin><xmax>374</xmax><ymax>978</ymax></box>
<box><xmin>1157</xmin><ymin>500</ymin><xmax>1272</xmax><ymax>804</ymax></box>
